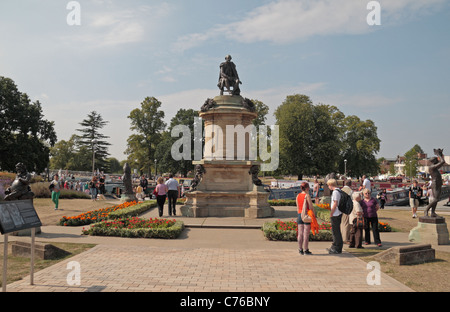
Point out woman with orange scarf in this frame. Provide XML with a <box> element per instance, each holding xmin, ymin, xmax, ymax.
<box><xmin>296</xmin><ymin>182</ymin><xmax>319</xmax><ymax>255</ymax></box>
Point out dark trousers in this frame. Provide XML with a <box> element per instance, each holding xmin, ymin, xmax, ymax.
<box><xmin>167</xmin><ymin>190</ymin><xmax>178</xmax><ymax>216</ymax></box>
<box><xmin>330</xmin><ymin>214</ymin><xmax>343</xmax><ymax>253</ymax></box>
<box><xmin>364</xmin><ymin>217</ymin><xmax>381</xmax><ymax>245</ymax></box>
<box><xmin>349</xmin><ymin>220</ymin><xmax>363</xmax><ymax>248</ymax></box>
<box><xmin>156</xmin><ymin>195</ymin><xmax>166</xmax><ymax>217</ymax></box>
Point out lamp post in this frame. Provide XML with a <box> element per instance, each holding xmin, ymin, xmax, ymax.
<box><xmin>154</xmin><ymin>159</ymin><xmax>157</xmax><ymax>179</ymax></box>
<box><xmin>344</xmin><ymin>159</ymin><xmax>347</xmax><ymax>177</ymax></box>
<box><xmin>92</xmin><ymin>139</ymin><xmax>98</xmax><ymax>176</ymax></box>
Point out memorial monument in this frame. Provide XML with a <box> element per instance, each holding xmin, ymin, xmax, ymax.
<box><xmin>121</xmin><ymin>163</ymin><xmax>137</xmax><ymax>203</ymax></box>
<box><xmin>409</xmin><ymin>148</ymin><xmax>450</xmax><ymax>245</ymax></box>
<box><xmin>180</xmin><ymin>55</ymin><xmax>274</xmax><ymax>218</ymax></box>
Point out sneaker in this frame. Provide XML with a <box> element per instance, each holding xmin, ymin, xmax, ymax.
<box><xmin>413</xmin><ymin>213</ymin><xmax>417</xmax><ymax>218</ymax></box>
<box><xmin>304</xmin><ymin>249</ymin><xmax>312</xmax><ymax>255</ymax></box>
<box><xmin>299</xmin><ymin>249</ymin><xmax>304</xmax><ymax>255</ymax></box>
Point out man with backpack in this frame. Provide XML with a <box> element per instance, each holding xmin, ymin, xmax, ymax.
<box><xmin>326</xmin><ymin>178</ymin><xmax>343</xmax><ymax>254</ymax></box>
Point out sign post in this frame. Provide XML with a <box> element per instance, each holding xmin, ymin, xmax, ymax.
<box><xmin>0</xmin><ymin>199</ymin><xmax>42</xmax><ymax>292</ymax></box>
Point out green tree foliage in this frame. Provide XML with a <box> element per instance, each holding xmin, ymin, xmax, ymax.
<box><xmin>155</xmin><ymin>108</ymin><xmax>198</xmax><ymax>177</ymax></box>
<box><xmin>0</xmin><ymin>76</ymin><xmax>57</xmax><ymax>172</ymax></box>
<box><xmin>404</xmin><ymin>144</ymin><xmax>424</xmax><ymax>178</ymax></box>
<box><xmin>76</xmin><ymin>111</ymin><xmax>111</xmax><ymax>172</ymax></box>
<box><xmin>126</xmin><ymin>97</ymin><xmax>166</xmax><ymax>176</ymax></box>
<box><xmin>275</xmin><ymin>94</ymin><xmax>381</xmax><ymax>179</ymax></box>
<box><xmin>339</xmin><ymin>115</ymin><xmax>381</xmax><ymax>177</ymax></box>
<box><xmin>275</xmin><ymin>95</ymin><xmax>342</xmax><ymax>179</ymax></box>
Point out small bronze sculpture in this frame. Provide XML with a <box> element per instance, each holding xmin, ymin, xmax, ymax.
<box><xmin>249</xmin><ymin>165</ymin><xmax>262</xmax><ymax>186</ymax></box>
<box><xmin>218</xmin><ymin>55</ymin><xmax>242</xmax><ymax>96</ymax></box>
<box><xmin>201</xmin><ymin>98</ymin><xmax>217</xmax><ymax>112</ymax></box>
<box><xmin>242</xmin><ymin>98</ymin><xmax>256</xmax><ymax>112</ymax></box>
<box><xmin>4</xmin><ymin>163</ymin><xmax>34</xmax><ymax>201</ymax></box>
<box><xmin>425</xmin><ymin>148</ymin><xmax>446</xmax><ymax>217</ymax></box>
<box><xmin>189</xmin><ymin>165</ymin><xmax>206</xmax><ymax>191</ymax></box>
<box><xmin>122</xmin><ymin>163</ymin><xmax>134</xmax><ymax>196</ymax></box>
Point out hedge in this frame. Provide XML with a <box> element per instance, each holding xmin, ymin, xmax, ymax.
<box><xmin>262</xmin><ymin>221</ymin><xmax>333</xmax><ymax>241</ymax></box>
<box><xmin>82</xmin><ymin>218</ymin><xmax>185</xmax><ymax>239</ymax></box>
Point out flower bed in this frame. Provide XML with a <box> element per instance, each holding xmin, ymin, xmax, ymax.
<box><xmin>262</xmin><ymin>219</ymin><xmax>333</xmax><ymax>241</ymax></box>
<box><xmin>59</xmin><ymin>201</ymin><xmax>156</xmax><ymax>226</ymax></box>
<box><xmin>82</xmin><ymin>217</ymin><xmax>184</xmax><ymax>239</ymax></box>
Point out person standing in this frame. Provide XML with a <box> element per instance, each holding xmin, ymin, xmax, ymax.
<box><xmin>50</xmin><ymin>174</ymin><xmax>61</xmax><ymax>210</ymax></box>
<box><xmin>361</xmin><ymin>188</ymin><xmax>382</xmax><ymax>247</ymax></box>
<box><xmin>296</xmin><ymin>182</ymin><xmax>316</xmax><ymax>255</ymax></box>
<box><xmin>409</xmin><ymin>180</ymin><xmax>421</xmax><ymax>218</ymax></box>
<box><xmin>155</xmin><ymin>177</ymin><xmax>168</xmax><ymax>217</ymax></box>
<box><xmin>89</xmin><ymin>176</ymin><xmax>98</xmax><ymax>201</ymax></box>
<box><xmin>313</xmin><ymin>178</ymin><xmax>320</xmax><ymax>204</ymax></box>
<box><xmin>326</xmin><ymin>179</ymin><xmax>343</xmax><ymax>254</ymax></box>
<box><xmin>341</xmin><ymin>179</ymin><xmax>353</xmax><ymax>245</ymax></box>
<box><xmin>377</xmin><ymin>188</ymin><xmax>387</xmax><ymax>209</ymax></box>
<box><xmin>165</xmin><ymin>174</ymin><xmax>180</xmax><ymax>216</ymax></box>
<box><xmin>362</xmin><ymin>175</ymin><xmax>371</xmax><ymax>192</ymax></box>
<box><xmin>349</xmin><ymin>192</ymin><xmax>364</xmax><ymax>248</ymax></box>
<box><xmin>140</xmin><ymin>175</ymin><xmax>149</xmax><ymax>198</ymax></box>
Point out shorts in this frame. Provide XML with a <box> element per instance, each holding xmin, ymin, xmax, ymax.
<box><xmin>409</xmin><ymin>198</ymin><xmax>419</xmax><ymax>208</ymax></box>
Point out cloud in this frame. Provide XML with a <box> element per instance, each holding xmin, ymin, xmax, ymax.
<box><xmin>174</xmin><ymin>0</ymin><xmax>446</xmax><ymax>51</ymax></box>
<box><xmin>60</xmin><ymin>2</ymin><xmax>174</xmax><ymax>49</ymax></box>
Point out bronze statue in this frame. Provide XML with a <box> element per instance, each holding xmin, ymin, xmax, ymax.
<box><xmin>201</xmin><ymin>98</ymin><xmax>217</xmax><ymax>112</ymax></box>
<box><xmin>425</xmin><ymin>148</ymin><xmax>446</xmax><ymax>217</ymax></box>
<box><xmin>4</xmin><ymin>163</ymin><xmax>34</xmax><ymax>201</ymax></box>
<box><xmin>249</xmin><ymin>165</ymin><xmax>262</xmax><ymax>186</ymax></box>
<box><xmin>189</xmin><ymin>165</ymin><xmax>206</xmax><ymax>191</ymax></box>
<box><xmin>122</xmin><ymin>163</ymin><xmax>134</xmax><ymax>196</ymax></box>
<box><xmin>218</xmin><ymin>55</ymin><xmax>242</xmax><ymax>96</ymax></box>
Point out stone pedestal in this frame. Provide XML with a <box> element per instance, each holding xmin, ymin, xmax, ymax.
<box><xmin>409</xmin><ymin>216</ymin><xmax>450</xmax><ymax>245</ymax></box>
<box><xmin>180</xmin><ymin>95</ymin><xmax>273</xmax><ymax>218</ymax></box>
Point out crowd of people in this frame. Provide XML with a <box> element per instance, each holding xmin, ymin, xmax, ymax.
<box><xmin>297</xmin><ymin>176</ymin><xmax>383</xmax><ymax>255</ymax></box>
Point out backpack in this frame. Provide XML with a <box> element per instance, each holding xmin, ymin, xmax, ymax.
<box><xmin>336</xmin><ymin>189</ymin><xmax>353</xmax><ymax>215</ymax></box>
<box><xmin>49</xmin><ymin>183</ymin><xmax>55</xmax><ymax>191</ymax></box>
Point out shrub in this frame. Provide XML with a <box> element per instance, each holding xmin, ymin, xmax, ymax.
<box><xmin>59</xmin><ymin>201</ymin><xmax>153</xmax><ymax>226</ymax></box>
<box><xmin>262</xmin><ymin>219</ymin><xmax>333</xmax><ymax>241</ymax></box>
<box><xmin>82</xmin><ymin>217</ymin><xmax>185</xmax><ymax>239</ymax></box>
<box><xmin>268</xmin><ymin>199</ymin><xmax>297</xmax><ymax>206</ymax></box>
<box><xmin>31</xmin><ymin>182</ymin><xmax>90</xmax><ymax>199</ymax></box>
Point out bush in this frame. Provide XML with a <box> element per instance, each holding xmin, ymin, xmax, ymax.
<box><xmin>268</xmin><ymin>199</ymin><xmax>297</xmax><ymax>206</ymax></box>
<box><xmin>262</xmin><ymin>219</ymin><xmax>333</xmax><ymax>241</ymax></box>
<box><xmin>59</xmin><ymin>201</ymin><xmax>154</xmax><ymax>226</ymax></box>
<box><xmin>82</xmin><ymin>217</ymin><xmax>185</xmax><ymax>239</ymax></box>
<box><xmin>31</xmin><ymin>182</ymin><xmax>90</xmax><ymax>199</ymax></box>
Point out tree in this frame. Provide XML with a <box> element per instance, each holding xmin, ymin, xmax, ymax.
<box><xmin>126</xmin><ymin>97</ymin><xmax>166</xmax><ymax>177</ymax></box>
<box><xmin>106</xmin><ymin>157</ymin><xmax>122</xmax><ymax>174</ymax></box>
<box><xmin>339</xmin><ymin>115</ymin><xmax>381</xmax><ymax>178</ymax></box>
<box><xmin>49</xmin><ymin>135</ymin><xmax>92</xmax><ymax>171</ymax></box>
<box><xmin>274</xmin><ymin>94</ymin><xmax>342</xmax><ymax>179</ymax></box>
<box><xmin>155</xmin><ymin>108</ymin><xmax>198</xmax><ymax>177</ymax></box>
<box><xmin>0</xmin><ymin>76</ymin><xmax>57</xmax><ymax>172</ymax></box>
<box><xmin>404</xmin><ymin>144</ymin><xmax>424</xmax><ymax>178</ymax></box>
<box><xmin>251</xmin><ymin>99</ymin><xmax>269</xmax><ymax>128</ymax></box>
<box><xmin>76</xmin><ymin>111</ymin><xmax>111</xmax><ymax>172</ymax></box>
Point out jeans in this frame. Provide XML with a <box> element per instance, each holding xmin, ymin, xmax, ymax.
<box><xmin>167</xmin><ymin>190</ymin><xmax>178</xmax><ymax>215</ymax></box>
<box><xmin>330</xmin><ymin>214</ymin><xmax>343</xmax><ymax>253</ymax></box>
<box><xmin>157</xmin><ymin>195</ymin><xmax>166</xmax><ymax>217</ymax></box>
<box><xmin>90</xmin><ymin>188</ymin><xmax>98</xmax><ymax>200</ymax></box>
<box><xmin>364</xmin><ymin>217</ymin><xmax>381</xmax><ymax>245</ymax></box>
<box><xmin>52</xmin><ymin>191</ymin><xmax>60</xmax><ymax>209</ymax></box>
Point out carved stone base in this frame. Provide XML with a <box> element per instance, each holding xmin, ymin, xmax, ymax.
<box><xmin>409</xmin><ymin>216</ymin><xmax>450</xmax><ymax>245</ymax></box>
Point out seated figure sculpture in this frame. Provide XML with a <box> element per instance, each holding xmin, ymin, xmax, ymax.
<box><xmin>217</xmin><ymin>55</ymin><xmax>242</xmax><ymax>96</ymax></box>
<box><xmin>4</xmin><ymin>162</ymin><xmax>34</xmax><ymax>201</ymax></box>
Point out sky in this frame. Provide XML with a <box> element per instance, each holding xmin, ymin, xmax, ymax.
<box><xmin>1</xmin><ymin>0</ymin><xmax>449</xmax><ymax>163</ymax></box>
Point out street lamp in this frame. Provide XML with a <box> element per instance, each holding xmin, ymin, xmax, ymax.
<box><xmin>154</xmin><ymin>159</ymin><xmax>157</xmax><ymax>179</ymax></box>
<box><xmin>344</xmin><ymin>159</ymin><xmax>347</xmax><ymax>177</ymax></box>
<box><xmin>92</xmin><ymin>139</ymin><xmax>98</xmax><ymax>176</ymax></box>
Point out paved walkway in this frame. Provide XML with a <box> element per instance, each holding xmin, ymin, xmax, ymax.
<box><xmin>5</xmin><ymin>201</ymin><xmax>449</xmax><ymax>293</ymax></box>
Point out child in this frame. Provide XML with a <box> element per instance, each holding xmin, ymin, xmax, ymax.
<box><xmin>349</xmin><ymin>192</ymin><xmax>364</xmax><ymax>248</ymax></box>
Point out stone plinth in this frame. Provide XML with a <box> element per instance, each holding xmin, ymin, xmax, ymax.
<box><xmin>374</xmin><ymin>244</ymin><xmax>435</xmax><ymax>265</ymax></box>
<box><xmin>12</xmin><ymin>241</ymin><xmax>71</xmax><ymax>260</ymax></box>
<box><xmin>180</xmin><ymin>95</ymin><xmax>274</xmax><ymax>219</ymax></box>
<box><xmin>409</xmin><ymin>216</ymin><xmax>450</xmax><ymax>245</ymax></box>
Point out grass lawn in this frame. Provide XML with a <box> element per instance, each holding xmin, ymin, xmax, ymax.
<box><xmin>0</xmin><ymin>198</ymin><xmax>114</xmax><ymax>287</ymax></box>
<box><xmin>346</xmin><ymin>208</ymin><xmax>450</xmax><ymax>292</ymax></box>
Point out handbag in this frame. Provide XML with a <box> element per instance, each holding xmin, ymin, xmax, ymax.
<box><xmin>301</xmin><ymin>196</ymin><xmax>312</xmax><ymax>223</ymax></box>
<box><xmin>356</xmin><ymin>216</ymin><xmax>364</xmax><ymax>229</ymax></box>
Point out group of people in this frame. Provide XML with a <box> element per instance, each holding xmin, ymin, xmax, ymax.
<box><xmin>154</xmin><ymin>174</ymin><xmax>180</xmax><ymax>218</ymax></box>
<box><xmin>296</xmin><ymin>177</ymin><xmax>382</xmax><ymax>255</ymax></box>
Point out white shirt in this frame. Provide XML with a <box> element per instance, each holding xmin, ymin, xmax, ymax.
<box><xmin>363</xmin><ymin>178</ymin><xmax>371</xmax><ymax>191</ymax></box>
<box><xmin>331</xmin><ymin>188</ymin><xmax>342</xmax><ymax>217</ymax></box>
<box><xmin>165</xmin><ymin>178</ymin><xmax>179</xmax><ymax>191</ymax></box>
